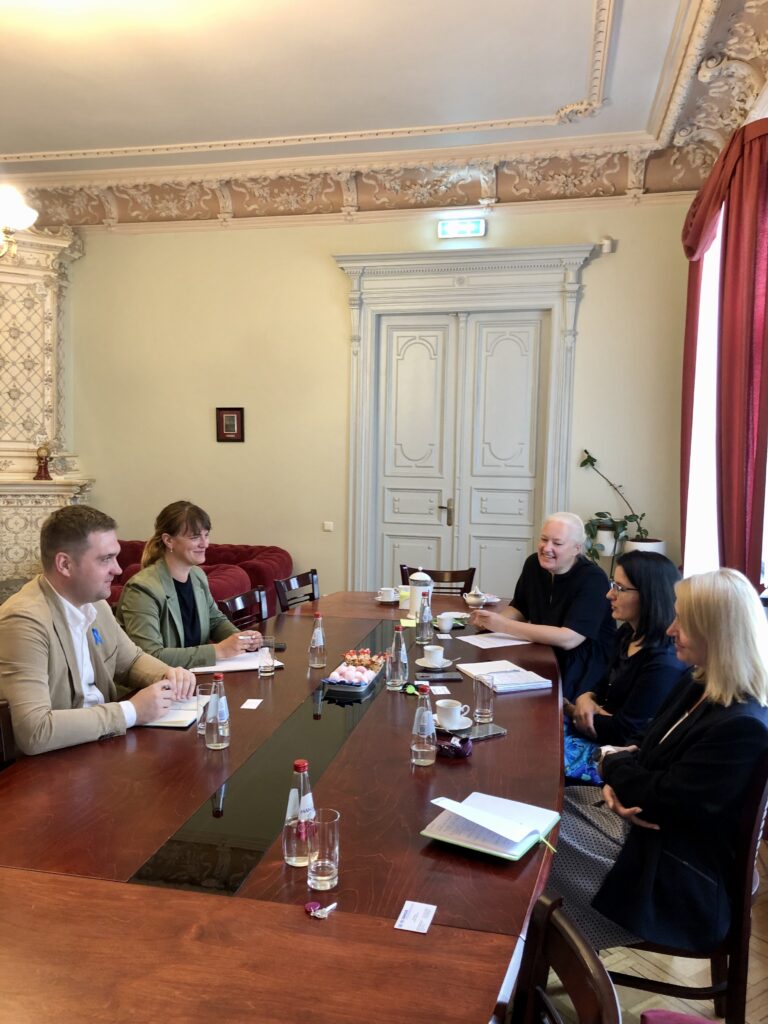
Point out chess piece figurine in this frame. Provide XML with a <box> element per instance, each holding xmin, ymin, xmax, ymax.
<box><xmin>34</xmin><ymin>443</ymin><xmax>52</xmax><ymax>481</ymax></box>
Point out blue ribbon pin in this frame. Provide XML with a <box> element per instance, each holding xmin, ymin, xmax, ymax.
<box><xmin>92</xmin><ymin>627</ymin><xmax>103</xmax><ymax>646</ymax></box>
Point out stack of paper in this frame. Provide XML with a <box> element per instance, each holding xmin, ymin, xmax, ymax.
<box><xmin>457</xmin><ymin>660</ymin><xmax>551</xmax><ymax>693</ymax></box>
<box><xmin>421</xmin><ymin>792</ymin><xmax>559</xmax><ymax>861</ymax></box>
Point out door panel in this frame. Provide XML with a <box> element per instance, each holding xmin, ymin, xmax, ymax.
<box><xmin>382</xmin><ymin>535</ymin><xmax>444</xmax><ymax>588</ymax></box>
<box><xmin>469</xmin><ymin>536</ymin><xmax>530</xmax><ymax>601</ymax></box>
<box><xmin>378</xmin><ymin>315</ymin><xmax>456</xmax><ymax>584</ymax></box>
<box><xmin>457</xmin><ymin>314</ymin><xmax>541</xmax><ymax>596</ymax></box>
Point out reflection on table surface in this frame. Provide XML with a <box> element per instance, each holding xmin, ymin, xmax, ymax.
<box><xmin>0</xmin><ymin>592</ymin><xmax>562</xmax><ymax>1023</ymax></box>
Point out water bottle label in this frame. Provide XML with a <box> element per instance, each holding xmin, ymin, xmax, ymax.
<box><xmin>217</xmin><ymin>696</ymin><xmax>229</xmax><ymax>722</ymax></box>
<box><xmin>311</xmin><ymin>628</ymin><xmax>323</xmax><ymax>647</ymax></box>
<box><xmin>417</xmin><ymin>710</ymin><xmax>434</xmax><ymax>736</ymax></box>
<box><xmin>299</xmin><ymin>793</ymin><xmax>315</xmax><ymax>815</ymax></box>
<box><xmin>285</xmin><ymin>787</ymin><xmax>299</xmax><ymax>819</ymax></box>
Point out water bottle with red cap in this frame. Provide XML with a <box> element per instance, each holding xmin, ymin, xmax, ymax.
<box><xmin>282</xmin><ymin>758</ymin><xmax>316</xmax><ymax>866</ymax></box>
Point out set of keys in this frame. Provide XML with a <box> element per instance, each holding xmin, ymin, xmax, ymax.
<box><xmin>304</xmin><ymin>901</ymin><xmax>338</xmax><ymax>919</ymax></box>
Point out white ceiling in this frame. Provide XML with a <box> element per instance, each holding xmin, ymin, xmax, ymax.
<box><xmin>0</xmin><ymin>0</ymin><xmax>704</xmax><ymax>178</ymax></box>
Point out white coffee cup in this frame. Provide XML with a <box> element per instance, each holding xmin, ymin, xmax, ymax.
<box><xmin>423</xmin><ymin>644</ymin><xmax>444</xmax><ymax>667</ymax></box>
<box><xmin>378</xmin><ymin>586</ymin><xmax>397</xmax><ymax>601</ymax></box>
<box><xmin>435</xmin><ymin>699</ymin><xmax>470</xmax><ymax>729</ymax></box>
<box><xmin>437</xmin><ymin>612</ymin><xmax>455</xmax><ymax>632</ymax></box>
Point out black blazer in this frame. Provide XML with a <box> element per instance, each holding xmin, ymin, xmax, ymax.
<box><xmin>593</xmin><ymin>676</ymin><xmax>768</xmax><ymax>951</ymax></box>
<box><xmin>590</xmin><ymin>627</ymin><xmax>688</xmax><ymax>745</ymax></box>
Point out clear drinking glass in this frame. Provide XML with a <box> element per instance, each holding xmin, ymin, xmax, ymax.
<box><xmin>474</xmin><ymin>675</ymin><xmax>494</xmax><ymax>723</ymax></box>
<box><xmin>256</xmin><ymin>635</ymin><xmax>276</xmax><ymax>677</ymax></box>
<box><xmin>307</xmin><ymin>808</ymin><xmax>340</xmax><ymax>890</ymax></box>
<box><xmin>196</xmin><ymin>680</ymin><xmax>215</xmax><ymax>735</ymax></box>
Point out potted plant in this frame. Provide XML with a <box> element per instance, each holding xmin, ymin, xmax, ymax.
<box><xmin>584</xmin><ymin>512</ymin><xmax>624</xmax><ymax>574</ymax></box>
<box><xmin>580</xmin><ymin>450</ymin><xmax>666</xmax><ymax>570</ymax></box>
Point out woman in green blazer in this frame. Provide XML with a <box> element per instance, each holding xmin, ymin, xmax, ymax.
<box><xmin>117</xmin><ymin>501</ymin><xmax>260</xmax><ymax>669</ymax></box>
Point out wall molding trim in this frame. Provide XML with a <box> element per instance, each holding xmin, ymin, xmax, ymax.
<box><xmin>66</xmin><ymin>190</ymin><xmax>695</xmax><ymax>237</ymax></box>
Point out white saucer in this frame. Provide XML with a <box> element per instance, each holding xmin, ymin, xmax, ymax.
<box><xmin>415</xmin><ymin>657</ymin><xmax>452</xmax><ymax>670</ymax></box>
<box><xmin>375</xmin><ymin>596</ymin><xmax>399</xmax><ymax>604</ymax></box>
<box><xmin>483</xmin><ymin>596</ymin><xmax>501</xmax><ymax>605</ymax></box>
<box><xmin>437</xmin><ymin>715</ymin><xmax>472</xmax><ymax>732</ymax></box>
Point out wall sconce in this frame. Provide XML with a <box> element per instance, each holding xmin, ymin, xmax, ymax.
<box><xmin>0</xmin><ymin>185</ymin><xmax>39</xmax><ymax>259</ymax></box>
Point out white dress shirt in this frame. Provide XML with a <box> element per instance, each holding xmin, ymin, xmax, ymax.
<box><xmin>52</xmin><ymin>587</ymin><xmax>137</xmax><ymax>729</ymax></box>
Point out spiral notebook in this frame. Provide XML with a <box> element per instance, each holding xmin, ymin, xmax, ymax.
<box><xmin>457</xmin><ymin>660</ymin><xmax>551</xmax><ymax>693</ymax></box>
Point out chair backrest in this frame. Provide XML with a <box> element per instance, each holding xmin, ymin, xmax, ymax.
<box><xmin>274</xmin><ymin>569</ymin><xmax>320</xmax><ymax>611</ymax></box>
<box><xmin>0</xmin><ymin>699</ymin><xmax>16</xmax><ymax>768</ymax></box>
<box><xmin>398</xmin><ymin>565</ymin><xmax>476</xmax><ymax>595</ymax></box>
<box><xmin>218</xmin><ymin>587</ymin><xmax>269</xmax><ymax>629</ymax></box>
<box><xmin>510</xmin><ymin>891</ymin><xmax>621</xmax><ymax>1024</ymax></box>
<box><xmin>729</xmin><ymin>747</ymin><xmax>768</xmax><ymax>958</ymax></box>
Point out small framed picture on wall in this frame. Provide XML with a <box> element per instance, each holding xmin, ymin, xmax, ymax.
<box><xmin>216</xmin><ymin>407</ymin><xmax>244</xmax><ymax>442</ymax></box>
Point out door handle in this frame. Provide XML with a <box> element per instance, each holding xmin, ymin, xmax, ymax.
<box><xmin>437</xmin><ymin>497</ymin><xmax>454</xmax><ymax>526</ymax></box>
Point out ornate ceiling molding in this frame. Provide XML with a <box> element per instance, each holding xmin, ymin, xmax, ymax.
<box><xmin>14</xmin><ymin>0</ymin><xmax>768</xmax><ymax>226</ymax></box>
<box><xmin>4</xmin><ymin>1</ymin><xmax>615</xmax><ymax>167</ymax></box>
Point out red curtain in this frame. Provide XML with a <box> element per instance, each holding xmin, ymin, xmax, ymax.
<box><xmin>681</xmin><ymin>119</ymin><xmax>768</xmax><ymax>585</ymax></box>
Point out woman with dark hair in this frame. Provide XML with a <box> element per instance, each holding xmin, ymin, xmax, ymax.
<box><xmin>563</xmin><ymin>551</ymin><xmax>686</xmax><ymax>783</ymax></box>
<box><xmin>117</xmin><ymin>501</ymin><xmax>260</xmax><ymax>669</ymax></box>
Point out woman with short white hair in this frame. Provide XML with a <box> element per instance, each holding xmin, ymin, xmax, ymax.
<box><xmin>471</xmin><ymin>512</ymin><xmax>616</xmax><ymax>701</ymax></box>
<box><xmin>550</xmin><ymin>567</ymin><xmax>768</xmax><ymax>951</ymax></box>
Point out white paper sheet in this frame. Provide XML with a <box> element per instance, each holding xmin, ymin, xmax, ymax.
<box><xmin>395</xmin><ymin>900</ymin><xmax>437</xmax><ymax>933</ymax></box>
<box><xmin>457</xmin><ymin>633</ymin><xmax>530</xmax><ymax>649</ymax></box>
<box><xmin>195</xmin><ymin>653</ymin><xmax>284</xmax><ymax>673</ymax></box>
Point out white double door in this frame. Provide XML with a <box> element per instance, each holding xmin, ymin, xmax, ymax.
<box><xmin>376</xmin><ymin>310</ymin><xmax>545</xmax><ymax>597</ymax></box>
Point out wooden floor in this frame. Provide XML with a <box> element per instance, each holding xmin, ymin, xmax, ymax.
<box><xmin>550</xmin><ymin>846</ymin><xmax>768</xmax><ymax>1023</ymax></box>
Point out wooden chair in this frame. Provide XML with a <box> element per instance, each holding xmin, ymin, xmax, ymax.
<box><xmin>218</xmin><ymin>587</ymin><xmax>269</xmax><ymax>629</ymax></box>
<box><xmin>509</xmin><ymin>891</ymin><xmax>621</xmax><ymax>1024</ymax></box>
<box><xmin>398</xmin><ymin>565</ymin><xmax>476</xmax><ymax>596</ymax></box>
<box><xmin>0</xmin><ymin>699</ymin><xmax>16</xmax><ymax>769</ymax></box>
<box><xmin>274</xmin><ymin>569</ymin><xmax>320</xmax><ymax>611</ymax></box>
<box><xmin>608</xmin><ymin>749</ymin><xmax>768</xmax><ymax>1024</ymax></box>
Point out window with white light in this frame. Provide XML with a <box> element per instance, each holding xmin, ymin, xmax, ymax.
<box><xmin>683</xmin><ymin>212</ymin><xmax>722</xmax><ymax>578</ymax></box>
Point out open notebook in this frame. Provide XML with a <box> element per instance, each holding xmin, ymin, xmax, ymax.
<box><xmin>421</xmin><ymin>791</ymin><xmax>559</xmax><ymax>861</ymax></box>
<box><xmin>457</xmin><ymin>660</ymin><xmax>551</xmax><ymax>693</ymax></box>
<box><xmin>141</xmin><ymin>697</ymin><xmax>204</xmax><ymax>729</ymax></box>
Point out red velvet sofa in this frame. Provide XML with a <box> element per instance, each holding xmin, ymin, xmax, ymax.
<box><xmin>110</xmin><ymin>541</ymin><xmax>292</xmax><ymax>618</ymax></box>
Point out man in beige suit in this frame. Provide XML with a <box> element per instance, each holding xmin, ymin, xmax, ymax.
<box><xmin>0</xmin><ymin>505</ymin><xmax>195</xmax><ymax>755</ymax></box>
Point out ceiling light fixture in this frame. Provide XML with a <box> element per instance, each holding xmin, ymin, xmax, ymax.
<box><xmin>0</xmin><ymin>185</ymin><xmax>39</xmax><ymax>260</ymax></box>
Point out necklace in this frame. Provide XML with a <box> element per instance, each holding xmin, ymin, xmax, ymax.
<box><xmin>658</xmin><ymin>692</ymin><xmax>707</xmax><ymax>745</ymax></box>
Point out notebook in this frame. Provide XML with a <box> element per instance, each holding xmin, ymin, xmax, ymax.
<box><xmin>141</xmin><ymin>697</ymin><xmax>203</xmax><ymax>729</ymax></box>
<box><xmin>456</xmin><ymin>660</ymin><xmax>551</xmax><ymax>693</ymax></box>
<box><xmin>421</xmin><ymin>791</ymin><xmax>559</xmax><ymax>861</ymax></box>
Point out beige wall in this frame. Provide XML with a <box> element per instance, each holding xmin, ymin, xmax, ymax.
<box><xmin>69</xmin><ymin>197</ymin><xmax>689</xmax><ymax>590</ymax></box>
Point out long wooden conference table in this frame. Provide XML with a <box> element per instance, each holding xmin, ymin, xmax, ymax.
<box><xmin>0</xmin><ymin>592</ymin><xmax>562</xmax><ymax>1023</ymax></box>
